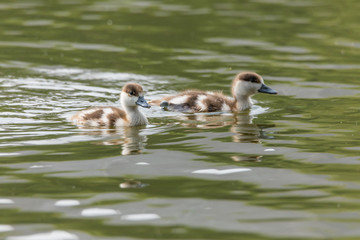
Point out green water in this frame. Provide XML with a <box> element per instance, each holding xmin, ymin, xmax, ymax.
<box><xmin>1</xmin><ymin>0</ymin><xmax>360</xmax><ymax>239</ymax></box>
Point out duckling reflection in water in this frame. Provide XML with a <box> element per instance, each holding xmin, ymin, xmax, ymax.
<box><xmin>169</xmin><ymin>112</ymin><xmax>275</xmax><ymax>162</ymax></box>
<box><xmin>174</xmin><ymin>113</ymin><xmax>237</xmax><ymax>129</ymax></box>
<box><xmin>76</xmin><ymin>126</ymin><xmax>147</xmax><ymax>155</ymax></box>
<box><xmin>119</xmin><ymin>179</ymin><xmax>148</xmax><ymax>189</ymax></box>
<box><xmin>71</xmin><ymin>83</ymin><xmax>150</xmax><ymax>127</ymax></box>
<box><xmin>231</xmin><ymin>155</ymin><xmax>262</xmax><ymax>162</ymax></box>
<box><xmin>150</xmin><ymin>72</ymin><xmax>277</xmax><ymax>112</ymax></box>
<box><xmin>231</xmin><ymin>113</ymin><xmax>261</xmax><ymax>143</ymax></box>
<box><xmin>168</xmin><ymin>111</ymin><xmax>262</xmax><ymax>137</ymax></box>
<box><xmin>230</xmin><ymin>113</ymin><xmax>276</xmax><ymax>162</ymax></box>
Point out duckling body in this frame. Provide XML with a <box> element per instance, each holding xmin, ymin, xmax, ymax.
<box><xmin>156</xmin><ymin>90</ymin><xmax>234</xmax><ymax>112</ymax></box>
<box><xmin>150</xmin><ymin>72</ymin><xmax>276</xmax><ymax>112</ymax></box>
<box><xmin>71</xmin><ymin>83</ymin><xmax>150</xmax><ymax>127</ymax></box>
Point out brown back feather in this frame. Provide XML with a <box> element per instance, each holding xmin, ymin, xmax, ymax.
<box><xmin>107</xmin><ymin>107</ymin><xmax>127</xmax><ymax>126</ymax></box>
<box><xmin>83</xmin><ymin>109</ymin><xmax>104</xmax><ymax>120</ymax></box>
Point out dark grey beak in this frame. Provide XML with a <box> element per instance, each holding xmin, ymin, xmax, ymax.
<box><xmin>258</xmin><ymin>84</ymin><xmax>277</xmax><ymax>94</ymax></box>
<box><xmin>136</xmin><ymin>96</ymin><xmax>151</xmax><ymax>108</ymax></box>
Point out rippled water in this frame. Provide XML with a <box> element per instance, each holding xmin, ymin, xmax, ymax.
<box><xmin>1</xmin><ymin>0</ymin><xmax>360</xmax><ymax>239</ymax></box>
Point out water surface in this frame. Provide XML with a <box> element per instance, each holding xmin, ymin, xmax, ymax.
<box><xmin>1</xmin><ymin>0</ymin><xmax>360</xmax><ymax>239</ymax></box>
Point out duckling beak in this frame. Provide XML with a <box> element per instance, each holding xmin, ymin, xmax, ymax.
<box><xmin>136</xmin><ymin>96</ymin><xmax>151</xmax><ymax>108</ymax></box>
<box><xmin>258</xmin><ymin>84</ymin><xmax>277</xmax><ymax>94</ymax></box>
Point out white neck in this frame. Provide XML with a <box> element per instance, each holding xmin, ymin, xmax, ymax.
<box><xmin>235</xmin><ymin>95</ymin><xmax>253</xmax><ymax>111</ymax></box>
<box><xmin>232</xmin><ymin>82</ymin><xmax>256</xmax><ymax>111</ymax></box>
<box><xmin>123</xmin><ymin>105</ymin><xmax>148</xmax><ymax>126</ymax></box>
<box><xmin>120</xmin><ymin>93</ymin><xmax>148</xmax><ymax>126</ymax></box>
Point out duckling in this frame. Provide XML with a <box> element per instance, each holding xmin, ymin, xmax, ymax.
<box><xmin>150</xmin><ymin>72</ymin><xmax>276</xmax><ymax>112</ymax></box>
<box><xmin>71</xmin><ymin>83</ymin><xmax>150</xmax><ymax>127</ymax></box>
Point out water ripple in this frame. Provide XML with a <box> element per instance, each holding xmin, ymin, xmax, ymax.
<box><xmin>121</xmin><ymin>213</ymin><xmax>160</xmax><ymax>221</ymax></box>
<box><xmin>6</xmin><ymin>231</ymin><xmax>78</xmax><ymax>240</ymax></box>
<box><xmin>81</xmin><ymin>208</ymin><xmax>119</xmax><ymax>217</ymax></box>
<box><xmin>0</xmin><ymin>41</ymin><xmax>127</xmax><ymax>52</ymax></box>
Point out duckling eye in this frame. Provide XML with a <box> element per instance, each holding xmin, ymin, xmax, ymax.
<box><xmin>250</xmin><ymin>77</ymin><xmax>258</xmax><ymax>83</ymax></box>
<box><xmin>129</xmin><ymin>91</ymin><xmax>136</xmax><ymax>96</ymax></box>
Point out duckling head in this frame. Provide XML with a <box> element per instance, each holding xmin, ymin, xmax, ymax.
<box><xmin>232</xmin><ymin>72</ymin><xmax>277</xmax><ymax>99</ymax></box>
<box><xmin>121</xmin><ymin>83</ymin><xmax>151</xmax><ymax>109</ymax></box>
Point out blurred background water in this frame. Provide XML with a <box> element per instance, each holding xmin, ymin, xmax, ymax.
<box><xmin>1</xmin><ymin>0</ymin><xmax>360</xmax><ymax>239</ymax></box>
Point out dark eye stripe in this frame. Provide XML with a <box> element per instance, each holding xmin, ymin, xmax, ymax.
<box><xmin>242</xmin><ymin>75</ymin><xmax>260</xmax><ymax>83</ymax></box>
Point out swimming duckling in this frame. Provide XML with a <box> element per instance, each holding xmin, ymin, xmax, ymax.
<box><xmin>150</xmin><ymin>72</ymin><xmax>277</xmax><ymax>112</ymax></box>
<box><xmin>71</xmin><ymin>83</ymin><xmax>150</xmax><ymax>127</ymax></box>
